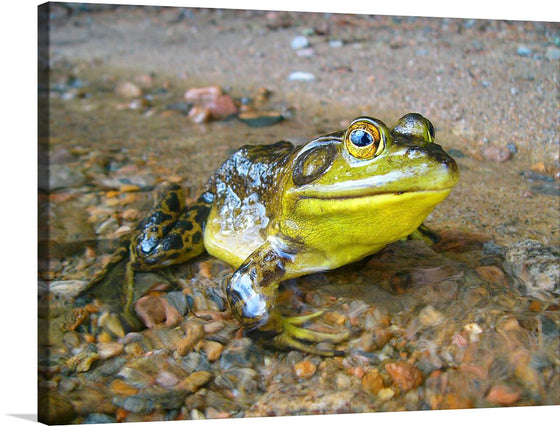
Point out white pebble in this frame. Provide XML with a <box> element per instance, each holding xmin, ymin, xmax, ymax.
<box><xmin>291</xmin><ymin>35</ymin><xmax>309</xmax><ymax>50</ymax></box>
<box><xmin>288</xmin><ymin>71</ymin><xmax>316</xmax><ymax>82</ymax></box>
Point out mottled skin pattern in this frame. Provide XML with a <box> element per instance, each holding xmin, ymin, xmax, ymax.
<box><xmin>84</xmin><ymin>114</ymin><xmax>459</xmax><ymax>355</ymax></box>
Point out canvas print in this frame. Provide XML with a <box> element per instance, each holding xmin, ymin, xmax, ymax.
<box><xmin>38</xmin><ymin>2</ymin><xmax>559</xmax><ymax>424</ymax></box>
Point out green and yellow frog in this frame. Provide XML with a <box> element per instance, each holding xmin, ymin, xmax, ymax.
<box><xmin>86</xmin><ymin>113</ymin><xmax>459</xmax><ymax>355</ymax></box>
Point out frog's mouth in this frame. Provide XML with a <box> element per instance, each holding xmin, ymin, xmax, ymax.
<box><xmin>292</xmin><ymin>162</ymin><xmax>459</xmax><ymax>200</ymax></box>
<box><xmin>293</xmin><ymin>182</ymin><xmax>456</xmax><ymax>201</ymax></box>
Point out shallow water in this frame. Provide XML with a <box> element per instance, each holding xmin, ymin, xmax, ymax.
<box><xmin>39</xmin><ymin>6</ymin><xmax>559</xmax><ymax>424</ymax></box>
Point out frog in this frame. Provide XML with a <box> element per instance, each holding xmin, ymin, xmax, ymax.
<box><xmin>84</xmin><ymin>113</ymin><xmax>459</xmax><ymax>355</ymax></box>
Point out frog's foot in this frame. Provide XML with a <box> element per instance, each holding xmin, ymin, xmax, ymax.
<box><xmin>408</xmin><ymin>223</ymin><xmax>440</xmax><ymax>245</ymax></box>
<box><xmin>263</xmin><ymin>311</ymin><xmax>351</xmax><ymax>356</ymax></box>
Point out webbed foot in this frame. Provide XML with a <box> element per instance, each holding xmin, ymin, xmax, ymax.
<box><xmin>257</xmin><ymin>310</ymin><xmax>351</xmax><ymax>356</ymax></box>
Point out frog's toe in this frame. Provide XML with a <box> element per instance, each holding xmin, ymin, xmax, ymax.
<box><xmin>283</xmin><ymin>320</ymin><xmax>351</xmax><ymax>343</ymax></box>
<box><xmin>262</xmin><ymin>311</ymin><xmax>351</xmax><ymax>356</ymax></box>
<box><xmin>270</xmin><ymin>326</ymin><xmax>347</xmax><ymax>357</ymax></box>
<box><xmin>282</xmin><ymin>310</ymin><xmax>326</xmax><ymax>325</ymax></box>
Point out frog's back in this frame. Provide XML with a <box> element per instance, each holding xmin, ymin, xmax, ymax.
<box><xmin>203</xmin><ymin>141</ymin><xmax>296</xmax><ymax>266</ymax></box>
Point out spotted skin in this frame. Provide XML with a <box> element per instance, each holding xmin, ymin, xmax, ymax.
<box><xmin>130</xmin><ymin>184</ymin><xmax>212</xmax><ymax>270</ymax></box>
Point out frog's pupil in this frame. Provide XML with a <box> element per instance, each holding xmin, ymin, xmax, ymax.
<box><xmin>350</xmin><ymin>129</ymin><xmax>373</xmax><ymax>147</ymax></box>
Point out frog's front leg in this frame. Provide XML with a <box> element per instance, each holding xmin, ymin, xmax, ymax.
<box><xmin>226</xmin><ymin>240</ymin><xmax>349</xmax><ymax>356</ymax></box>
<box><xmin>408</xmin><ymin>222</ymin><xmax>441</xmax><ymax>245</ymax></box>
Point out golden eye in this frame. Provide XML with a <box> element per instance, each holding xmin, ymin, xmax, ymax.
<box><xmin>344</xmin><ymin>117</ymin><xmax>386</xmax><ymax>159</ymax></box>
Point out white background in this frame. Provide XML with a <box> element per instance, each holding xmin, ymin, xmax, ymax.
<box><xmin>1</xmin><ymin>0</ymin><xmax>558</xmax><ymax>426</ymax></box>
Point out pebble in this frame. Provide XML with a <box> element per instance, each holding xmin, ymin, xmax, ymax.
<box><xmin>109</xmin><ymin>379</ymin><xmax>139</xmax><ymax>396</ymax></box>
<box><xmin>184</xmin><ymin>85</ymin><xmax>222</xmax><ymax>102</ymax></box>
<box><xmin>96</xmin><ymin>342</ymin><xmax>124</xmax><ymax>359</ymax></box>
<box><xmin>503</xmin><ymin>240</ymin><xmax>560</xmax><ymax>299</ymax></box>
<box><xmin>293</xmin><ymin>359</ymin><xmax>317</xmax><ymax>379</ymax></box>
<box><xmin>98</xmin><ymin>312</ymin><xmax>125</xmax><ymax>338</ymax></box>
<box><xmin>188</xmin><ymin>105</ymin><xmax>211</xmax><ymax>124</ymax></box>
<box><xmin>181</xmin><ymin>352</ymin><xmax>212</xmax><ymax>373</ymax></box>
<box><xmin>464</xmin><ymin>323</ymin><xmax>483</xmax><ymax>342</ymax></box>
<box><xmin>50</xmin><ymin>280</ymin><xmax>89</xmax><ymax>298</ymax></box>
<box><xmin>335</xmin><ymin>372</ymin><xmax>352</xmax><ymax>389</ymax></box>
<box><xmin>545</xmin><ymin>46</ymin><xmax>560</xmax><ymax>61</ymax></box>
<box><xmin>134</xmin><ymin>295</ymin><xmax>182</xmax><ymax>328</ymax></box>
<box><xmin>329</xmin><ymin>39</ymin><xmax>343</xmax><ymax>48</ymax></box>
<box><xmin>43</xmin><ymin>165</ymin><xmax>87</xmax><ymax>191</ymax></box>
<box><xmin>377</xmin><ymin>387</ymin><xmax>396</xmax><ymax>401</ymax></box>
<box><xmin>83</xmin><ymin>413</ymin><xmax>117</xmax><ymax>424</ymax></box>
<box><xmin>177</xmin><ymin>322</ymin><xmax>205</xmax><ymax>356</ymax></box>
<box><xmin>114</xmin><ymin>81</ymin><xmax>142</xmax><ymax>99</ymax></box>
<box><xmin>238</xmin><ymin>110</ymin><xmax>284</xmax><ymax>127</ymax></box>
<box><xmin>418</xmin><ymin>305</ymin><xmax>445</xmax><ymax>327</ymax></box>
<box><xmin>481</xmin><ymin>146</ymin><xmax>511</xmax><ymax>162</ymax></box>
<box><xmin>115</xmin><ymin>395</ymin><xmax>155</xmax><ymax>414</ymax></box>
<box><xmin>361</xmin><ymin>369</ymin><xmax>384</xmax><ymax>394</ymax></box>
<box><xmin>155</xmin><ymin>371</ymin><xmax>180</xmax><ymax>388</ymax></box>
<box><xmin>385</xmin><ymin>361</ymin><xmax>423</xmax><ymax>391</ymax></box>
<box><xmin>476</xmin><ymin>265</ymin><xmax>506</xmax><ymax>285</ymax></box>
<box><xmin>175</xmin><ymin>370</ymin><xmax>212</xmax><ymax>393</ymax></box>
<box><xmin>291</xmin><ymin>35</ymin><xmax>309</xmax><ymax>50</ymax></box>
<box><xmin>296</xmin><ymin>47</ymin><xmax>315</xmax><ymax>57</ymax></box>
<box><xmin>203</xmin><ymin>340</ymin><xmax>224</xmax><ymax>362</ymax></box>
<box><xmin>207</xmin><ymin>95</ymin><xmax>238</xmax><ymax>119</ymax></box>
<box><xmin>517</xmin><ymin>45</ymin><xmax>532</xmax><ymax>57</ymax></box>
<box><xmin>486</xmin><ymin>384</ymin><xmax>521</xmax><ymax>405</ymax></box>
<box><xmin>287</xmin><ymin>71</ymin><xmax>316</xmax><ymax>82</ymax></box>
<box><xmin>66</xmin><ymin>352</ymin><xmax>100</xmax><ymax>373</ymax></box>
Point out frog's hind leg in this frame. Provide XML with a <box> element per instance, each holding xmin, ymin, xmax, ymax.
<box><xmin>130</xmin><ymin>184</ymin><xmax>213</xmax><ymax>271</ymax></box>
<box><xmin>77</xmin><ymin>184</ymin><xmax>213</xmax><ymax>331</ymax></box>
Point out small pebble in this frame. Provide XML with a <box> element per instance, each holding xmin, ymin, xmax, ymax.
<box><xmin>238</xmin><ymin>110</ymin><xmax>284</xmax><ymax>127</ymax></box>
<box><xmin>486</xmin><ymin>384</ymin><xmax>520</xmax><ymax>405</ymax></box>
<box><xmin>545</xmin><ymin>46</ymin><xmax>560</xmax><ymax>61</ymax></box>
<box><xmin>207</xmin><ymin>95</ymin><xmax>238</xmax><ymax>119</ymax></box>
<box><xmin>177</xmin><ymin>322</ymin><xmax>205</xmax><ymax>356</ymax></box>
<box><xmin>329</xmin><ymin>39</ymin><xmax>343</xmax><ymax>48</ymax></box>
<box><xmin>287</xmin><ymin>71</ymin><xmax>316</xmax><ymax>82</ymax></box>
<box><xmin>517</xmin><ymin>45</ymin><xmax>532</xmax><ymax>57</ymax></box>
<box><xmin>476</xmin><ymin>265</ymin><xmax>506</xmax><ymax>285</ymax></box>
<box><xmin>109</xmin><ymin>379</ymin><xmax>139</xmax><ymax>396</ymax></box>
<box><xmin>296</xmin><ymin>47</ymin><xmax>315</xmax><ymax>57</ymax></box>
<box><xmin>96</xmin><ymin>342</ymin><xmax>124</xmax><ymax>359</ymax></box>
<box><xmin>83</xmin><ymin>413</ymin><xmax>117</xmax><ymax>424</ymax></box>
<box><xmin>481</xmin><ymin>146</ymin><xmax>511</xmax><ymax>162</ymax></box>
<box><xmin>291</xmin><ymin>35</ymin><xmax>309</xmax><ymax>50</ymax></box>
<box><xmin>418</xmin><ymin>305</ymin><xmax>445</xmax><ymax>327</ymax></box>
<box><xmin>335</xmin><ymin>372</ymin><xmax>352</xmax><ymax>389</ymax></box>
<box><xmin>114</xmin><ymin>81</ymin><xmax>142</xmax><ymax>99</ymax></box>
<box><xmin>184</xmin><ymin>85</ymin><xmax>222</xmax><ymax>102</ymax></box>
<box><xmin>385</xmin><ymin>361</ymin><xmax>423</xmax><ymax>391</ymax></box>
<box><xmin>203</xmin><ymin>340</ymin><xmax>224</xmax><ymax>362</ymax></box>
<box><xmin>464</xmin><ymin>323</ymin><xmax>483</xmax><ymax>342</ymax></box>
<box><xmin>156</xmin><ymin>371</ymin><xmax>180</xmax><ymax>388</ymax></box>
<box><xmin>293</xmin><ymin>359</ymin><xmax>317</xmax><ymax>379</ymax></box>
<box><xmin>377</xmin><ymin>387</ymin><xmax>395</xmax><ymax>401</ymax></box>
<box><xmin>361</xmin><ymin>369</ymin><xmax>384</xmax><ymax>394</ymax></box>
<box><xmin>175</xmin><ymin>371</ymin><xmax>212</xmax><ymax>393</ymax></box>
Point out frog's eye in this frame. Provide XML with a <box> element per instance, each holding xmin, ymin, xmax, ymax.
<box><xmin>392</xmin><ymin>113</ymin><xmax>435</xmax><ymax>144</ymax></box>
<box><xmin>344</xmin><ymin>117</ymin><xmax>386</xmax><ymax>159</ymax></box>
